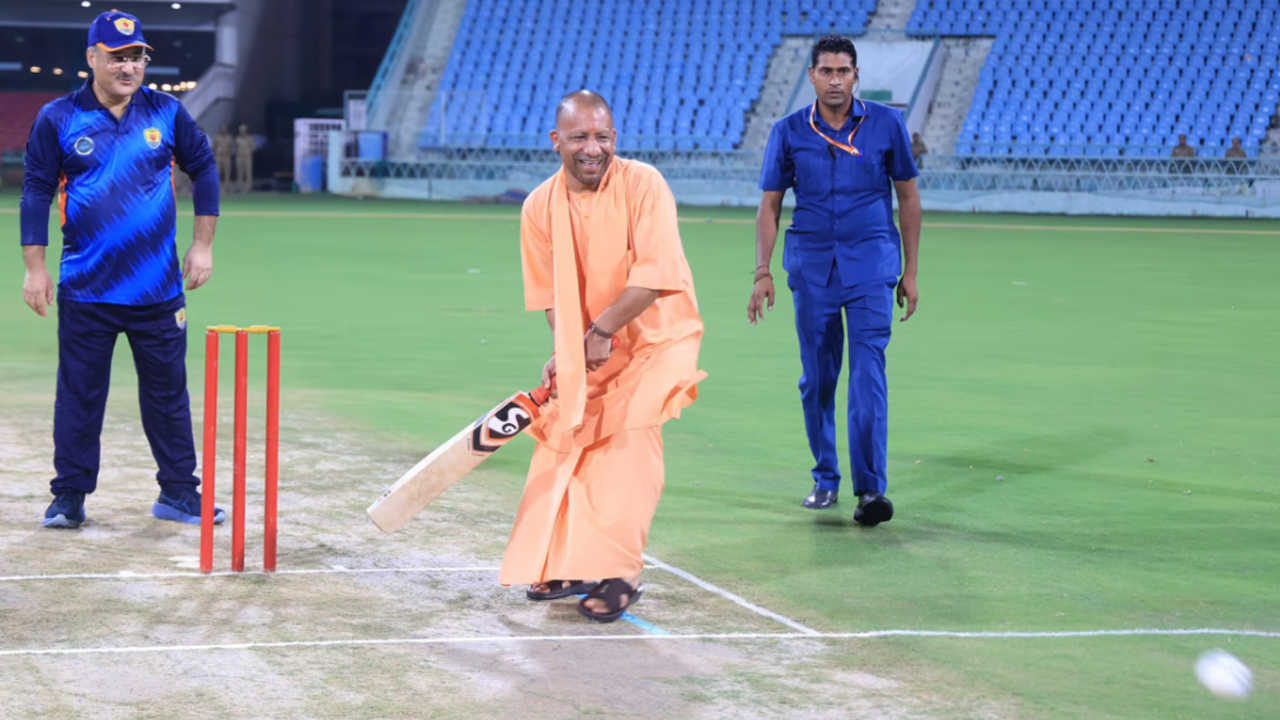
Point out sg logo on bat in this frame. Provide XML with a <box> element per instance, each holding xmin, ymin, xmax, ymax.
<box><xmin>469</xmin><ymin>394</ymin><xmax>540</xmax><ymax>453</ymax></box>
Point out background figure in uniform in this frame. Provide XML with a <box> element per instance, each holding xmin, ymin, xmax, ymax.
<box><xmin>499</xmin><ymin>91</ymin><xmax>705</xmax><ymax>622</ymax></box>
<box><xmin>1224</xmin><ymin>136</ymin><xmax>1252</xmax><ymax>193</ymax></box>
<box><xmin>748</xmin><ymin>35</ymin><xmax>922</xmax><ymax>526</ymax></box>
<box><xmin>235</xmin><ymin>123</ymin><xmax>255</xmax><ymax>193</ymax></box>
<box><xmin>911</xmin><ymin>132</ymin><xmax>929</xmax><ymax>168</ymax></box>
<box><xmin>212</xmin><ymin>124</ymin><xmax>233</xmax><ymax>193</ymax></box>
<box><xmin>1171</xmin><ymin>133</ymin><xmax>1197</xmax><ymax>175</ymax></box>
<box><xmin>19</xmin><ymin>10</ymin><xmax>224</xmax><ymax>528</ymax></box>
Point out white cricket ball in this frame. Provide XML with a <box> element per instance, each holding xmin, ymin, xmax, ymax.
<box><xmin>1194</xmin><ymin>649</ymin><xmax>1253</xmax><ymax>700</ymax></box>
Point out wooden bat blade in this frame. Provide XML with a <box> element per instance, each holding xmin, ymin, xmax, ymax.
<box><xmin>367</xmin><ymin>390</ymin><xmax>544</xmax><ymax>534</ymax></box>
<box><xmin>366</xmin><ymin>424</ymin><xmax>483</xmax><ymax>534</ymax></box>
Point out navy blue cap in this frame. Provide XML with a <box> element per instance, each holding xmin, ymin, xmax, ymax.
<box><xmin>87</xmin><ymin>10</ymin><xmax>153</xmax><ymax>52</ymax></box>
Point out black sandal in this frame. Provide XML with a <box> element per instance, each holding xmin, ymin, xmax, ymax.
<box><xmin>576</xmin><ymin>578</ymin><xmax>644</xmax><ymax>623</ymax></box>
<box><xmin>526</xmin><ymin>579</ymin><xmax>597</xmax><ymax>601</ymax></box>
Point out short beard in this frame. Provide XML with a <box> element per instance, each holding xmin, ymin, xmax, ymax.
<box><xmin>570</xmin><ymin>155</ymin><xmax>611</xmax><ymax>189</ymax></box>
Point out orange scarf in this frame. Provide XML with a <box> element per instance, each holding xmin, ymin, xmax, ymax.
<box><xmin>545</xmin><ymin>161</ymin><xmax>629</xmax><ymax>445</ymax></box>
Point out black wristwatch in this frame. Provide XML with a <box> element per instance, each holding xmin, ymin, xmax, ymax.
<box><xmin>588</xmin><ymin>321</ymin><xmax>613</xmax><ymax>339</ymax></box>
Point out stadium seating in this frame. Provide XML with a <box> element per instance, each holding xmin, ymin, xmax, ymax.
<box><xmin>421</xmin><ymin>0</ymin><xmax>875</xmax><ymax>151</ymax></box>
<box><xmin>0</xmin><ymin>92</ymin><xmax>62</xmax><ymax>154</ymax></box>
<box><xmin>907</xmin><ymin>0</ymin><xmax>1280</xmax><ymax>158</ymax></box>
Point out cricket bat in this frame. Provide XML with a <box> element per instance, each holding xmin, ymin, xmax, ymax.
<box><xmin>366</xmin><ymin>384</ymin><xmax>551</xmax><ymax>534</ymax></box>
<box><xmin>367</xmin><ymin>338</ymin><xmax>617</xmax><ymax>534</ymax></box>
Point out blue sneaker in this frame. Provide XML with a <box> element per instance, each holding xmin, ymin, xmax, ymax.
<box><xmin>43</xmin><ymin>492</ymin><xmax>87</xmax><ymax>528</ymax></box>
<box><xmin>152</xmin><ymin>487</ymin><xmax>225</xmax><ymax>525</ymax></box>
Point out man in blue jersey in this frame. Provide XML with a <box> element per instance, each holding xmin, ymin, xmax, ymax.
<box><xmin>19</xmin><ymin>10</ymin><xmax>225</xmax><ymax>529</ymax></box>
<box><xmin>748</xmin><ymin>35</ymin><xmax>921</xmax><ymax>526</ymax></box>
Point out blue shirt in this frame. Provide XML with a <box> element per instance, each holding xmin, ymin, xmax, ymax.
<box><xmin>20</xmin><ymin>81</ymin><xmax>219</xmax><ymax>306</ymax></box>
<box><xmin>760</xmin><ymin>100</ymin><xmax>918</xmax><ymax>287</ymax></box>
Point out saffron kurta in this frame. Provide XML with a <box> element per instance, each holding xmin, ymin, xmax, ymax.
<box><xmin>499</xmin><ymin>157</ymin><xmax>705</xmax><ymax>584</ymax></box>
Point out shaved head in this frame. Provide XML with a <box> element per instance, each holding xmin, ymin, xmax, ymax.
<box><xmin>555</xmin><ymin>90</ymin><xmax>613</xmax><ymax>128</ymax></box>
<box><xmin>550</xmin><ymin>89</ymin><xmax>617</xmax><ymax>192</ymax></box>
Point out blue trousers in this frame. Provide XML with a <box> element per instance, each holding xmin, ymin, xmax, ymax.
<box><xmin>789</xmin><ymin>270</ymin><xmax>896</xmax><ymax>495</ymax></box>
<box><xmin>52</xmin><ymin>295</ymin><xmax>200</xmax><ymax>495</ymax></box>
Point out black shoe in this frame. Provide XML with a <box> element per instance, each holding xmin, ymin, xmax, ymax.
<box><xmin>802</xmin><ymin>487</ymin><xmax>838</xmax><ymax>509</ymax></box>
<box><xmin>43</xmin><ymin>491</ymin><xmax>86</xmax><ymax>528</ymax></box>
<box><xmin>576</xmin><ymin>578</ymin><xmax>644</xmax><ymax>623</ymax></box>
<box><xmin>526</xmin><ymin>580</ymin><xmax>598</xmax><ymax>601</ymax></box>
<box><xmin>854</xmin><ymin>492</ymin><xmax>894</xmax><ymax>527</ymax></box>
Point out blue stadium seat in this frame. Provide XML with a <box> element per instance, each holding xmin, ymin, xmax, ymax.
<box><xmin>420</xmin><ymin>0</ymin><xmax>851</xmax><ymax>150</ymax></box>
<box><xmin>433</xmin><ymin>0</ymin><xmax>1280</xmax><ymax>157</ymax></box>
<box><xmin>919</xmin><ymin>0</ymin><xmax>1280</xmax><ymax>155</ymax></box>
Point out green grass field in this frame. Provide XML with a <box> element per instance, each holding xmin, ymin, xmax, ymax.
<box><xmin>1</xmin><ymin>191</ymin><xmax>1277</xmax><ymax>718</ymax></box>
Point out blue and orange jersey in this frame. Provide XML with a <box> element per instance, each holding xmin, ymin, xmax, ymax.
<box><xmin>20</xmin><ymin>80</ymin><xmax>219</xmax><ymax>306</ymax></box>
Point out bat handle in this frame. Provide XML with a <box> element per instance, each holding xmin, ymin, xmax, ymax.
<box><xmin>529</xmin><ymin>336</ymin><xmax>620</xmax><ymax>406</ymax></box>
<box><xmin>531</xmin><ymin>380</ymin><xmax>554</xmax><ymax>406</ymax></box>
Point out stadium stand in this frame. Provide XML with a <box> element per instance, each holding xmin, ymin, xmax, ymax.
<box><xmin>421</xmin><ymin>0</ymin><xmax>877</xmax><ymax>151</ymax></box>
<box><xmin>907</xmin><ymin>0</ymin><xmax>1280</xmax><ymax>158</ymax></box>
<box><xmin>0</xmin><ymin>92</ymin><xmax>62</xmax><ymax>154</ymax></box>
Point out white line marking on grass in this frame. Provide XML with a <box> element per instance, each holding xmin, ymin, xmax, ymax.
<box><xmin>214</xmin><ymin>211</ymin><xmax>1280</xmax><ymax>235</ymax></box>
<box><xmin>921</xmin><ymin>222</ymin><xmax>1280</xmax><ymax>236</ymax></box>
<box><xmin>2</xmin><ymin>628</ymin><xmax>1276</xmax><ymax>658</ymax></box>
<box><xmin>209</xmin><ymin>211</ymin><xmax>1280</xmax><ymax>235</ymax></box>
<box><xmin>224</xmin><ymin>210</ymin><xmax>522</xmax><ymax>220</ymax></box>
<box><xmin>0</xmin><ymin>564</ymin><xmax>679</xmax><ymax>583</ymax></box>
<box><xmin>643</xmin><ymin>554</ymin><xmax>820</xmax><ymax>635</ymax></box>
<box><xmin>21</xmin><ymin>564</ymin><xmax>1265</xmax><ymax>653</ymax></box>
<box><xmin>216</xmin><ymin>212</ymin><xmax>1280</xmax><ymax>235</ymax></box>
<box><xmin>0</xmin><ymin>566</ymin><xmax>504</xmax><ymax>582</ymax></box>
<box><xmin>1</xmin><ymin>558</ymin><xmax>819</xmax><ymax>635</ymax></box>
<box><xmin>2</xmin><ymin>207</ymin><xmax>1279</xmax><ymax>235</ymax></box>
<box><xmin>843</xmin><ymin>628</ymin><xmax>1280</xmax><ymax>639</ymax></box>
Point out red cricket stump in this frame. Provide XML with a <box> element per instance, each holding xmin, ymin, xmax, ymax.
<box><xmin>264</xmin><ymin>329</ymin><xmax>280</xmax><ymax>572</ymax></box>
<box><xmin>199</xmin><ymin>330</ymin><xmax>219</xmax><ymax>574</ymax></box>
<box><xmin>200</xmin><ymin>325</ymin><xmax>281</xmax><ymax>574</ymax></box>
<box><xmin>232</xmin><ymin>329</ymin><xmax>248</xmax><ymax>572</ymax></box>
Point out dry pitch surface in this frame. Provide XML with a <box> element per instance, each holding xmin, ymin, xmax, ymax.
<box><xmin>0</xmin><ymin>386</ymin><xmax>1007</xmax><ymax>719</ymax></box>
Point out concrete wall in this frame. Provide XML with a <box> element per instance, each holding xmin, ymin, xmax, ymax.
<box><xmin>189</xmin><ymin>0</ymin><xmax>351</xmax><ymax>136</ymax></box>
<box><xmin>905</xmin><ymin>41</ymin><xmax>946</xmax><ymax>137</ymax></box>
<box><xmin>789</xmin><ymin>38</ymin><xmax>937</xmax><ymax>114</ymax></box>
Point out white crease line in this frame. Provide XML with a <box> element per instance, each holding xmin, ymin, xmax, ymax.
<box><xmin>277</xmin><ymin>566</ymin><xmax>502</xmax><ymax>577</ymax></box>
<box><xmin>643</xmin><ymin>554</ymin><xmax>820</xmax><ymax>635</ymax></box>
<box><xmin>0</xmin><ymin>559</ymin><xmax>822</xmax><ymax>636</ymax></box>
<box><xmin>0</xmin><ymin>565</ymin><xmax>665</xmax><ymax>582</ymax></box>
<box><xmin>850</xmin><ymin>629</ymin><xmax>1280</xmax><ymax>639</ymax></box>
<box><xmin>2</xmin><ymin>628</ymin><xmax>1276</xmax><ymax>658</ymax></box>
<box><xmin>0</xmin><ymin>567</ymin><xmax>503</xmax><ymax>582</ymax></box>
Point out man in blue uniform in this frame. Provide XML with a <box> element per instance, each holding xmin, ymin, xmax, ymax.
<box><xmin>748</xmin><ymin>35</ymin><xmax>922</xmax><ymax>526</ymax></box>
<box><xmin>19</xmin><ymin>10</ymin><xmax>225</xmax><ymax>529</ymax></box>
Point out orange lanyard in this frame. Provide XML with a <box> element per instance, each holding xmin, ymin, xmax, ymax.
<box><xmin>809</xmin><ymin>99</ymin><xmax>867</xmax><ymax>156</ymax></box>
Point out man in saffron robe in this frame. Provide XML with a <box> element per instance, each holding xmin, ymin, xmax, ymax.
<box><xmin>498</xmin><ymin>90</ymin><xmax>705</xmax><ymax>622</ymax></box>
